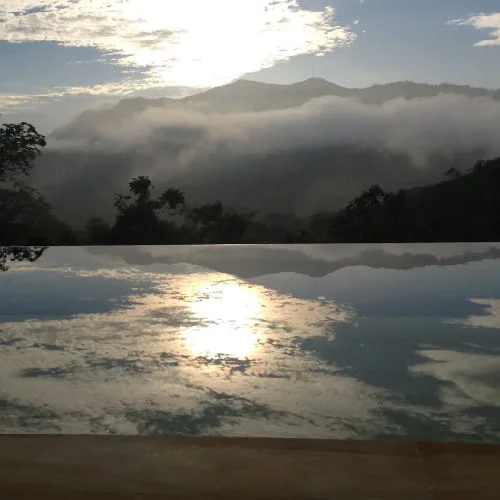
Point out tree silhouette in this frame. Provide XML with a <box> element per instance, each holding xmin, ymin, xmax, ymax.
<box><xmin>346</xmin><ymin>184</ymin><xmax>386</xmax><ymax>213</ymax></box>
<box><xmin>129</xmin><ymin>176</ymin><xmax>152</xmax><ymax>200</ymax></box>
<box><xmin>1</xmin><ymin>119</ymin><xmax>499</xmax><ymax>246</ymax></box>
<box><xmin>0</xmin><ymin>246</ymin><xmax>48</xmax><ymax>271</ymax></box>
<box><xmin>0</xmin><ymin>121</ymin><xmax>46</xmax><ymax>186</ymax></box>
<box><xmin>0</xmin><ymin>120</ymin><xmax>77</xmax><ymax>245</ymax></box>
<box><xmin>327</xmin><ymin>158</ymin><xmax>500</xmax><ymax>243</ymax></box>
<box><xmin>328</xmin><ymin>184</ymin><xmax>388</xmax><ymax>242</ymax></box>
<box><xmin>187</xmin><ymin>201</ymin><xmax>254</xmax><ymax>243</ymax></box>
<box><xmin>157</xmin><ymin>187</ymin><xmax>186</xmax><ymax>211</ymax></box>
<box><xmin>110</xmin><ymin>176</ymin><xmax>186</xmax><ymax>244</ymax></box>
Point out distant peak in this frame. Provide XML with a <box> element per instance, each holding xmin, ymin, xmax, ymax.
<box><xmin>292</xmin><ymin>77</ymin><xmax>342</xmax><ymax>89</ymax></box>
<box><xmin>228</xmin><ymin>79</ymin><xmax>269</xmax><ymax>86</ymax></box>
<box><xmin>300</xmin><ymin>77</ymin><xmax>331</xmax><ymax>83</ymax></box>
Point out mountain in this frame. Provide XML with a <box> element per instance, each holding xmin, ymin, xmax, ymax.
<box><xmin>34</xmin><ymin>78</ymin><xmax>500</xmax><ymax>228</ymax></box>
<box><xmin>356</xmin><ymin>81</ymin><xmax>499</xmax><ymax>104</ymax></box>
<box><xmin>50</xmin><ymin>78</ymin><xmax>500</xmax><ymax>138</ymax></box>
<box><xmin>49</xmin><ymin>96</ymin><xmax>176</xmax><ymax>140</ymax></box>
<box><xmin>180</xmin><ymin>77</ymin><xmax>354</xmax><ymax>113</ymax></box>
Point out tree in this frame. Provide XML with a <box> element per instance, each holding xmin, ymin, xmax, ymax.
<box><xmin>0</xmin><ymin>185</ymin><xmax>77</xmax><ymax>245</ymax></box>
<box><xmin>0</xmin><ymin>121</ymin><xmax>46</xmax><ymax>186</ymax></box>
<box><xmin>110</xmin><ymin>176</ymin><xmax>186</xmax><ymax>244</ymax></box>
<box><xmin>345</xmin><ymin>184</ymin><xmax>386</xmax><ymax>214</ymax></box>
<box><xmin>0</xmin><ymin>120</ymin><xmax>76</xmax><ymax>245</ymax></box>
<box><xmin>329</xmin><ymin>184</ymin><xmax>387</xmax><ymax>242</ymax></box>
<box><xmin>186</xmin><ymin>201</ymin><xmax>254</xmax><ymax>243</ymax></box>
<box><xmin>473</xmin><ymin>160</ymin><xmax>487</xmax><ymax>172</ymax></box>
<box><xmin>157</xmin><ymin>187</ymin><xmax>186</xmax><ymax>211</ymax></box>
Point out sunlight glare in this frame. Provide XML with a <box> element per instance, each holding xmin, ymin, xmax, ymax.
<box><xmin>0</xmin><ymin>0</ymin><xmax>352</xmax><ymax>89</ymax></box>
<box><xmin>183</xmin><ymin>280</ymin><xmax>262</xmax><ymax>358</ymax></box>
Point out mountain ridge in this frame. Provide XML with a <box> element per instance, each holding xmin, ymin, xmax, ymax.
<box><xmin>50</xmin><ymin>78</ymin><xmax>500</xmax><ymax>138</ymax></box>
<box><xmin>37</xmin><ymin>77</ymin><xmax>500</xmax><ymax>228</ymax></box>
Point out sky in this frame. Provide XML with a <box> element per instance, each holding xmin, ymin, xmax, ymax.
<box><xmin>1</xmin><ymin>0</ymin><xmax>500</xmax><ymax>133</ymax></box>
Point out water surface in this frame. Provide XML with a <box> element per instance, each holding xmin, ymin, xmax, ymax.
<box><xmin>1</xmin><ymin>243</ymin><xmax>500</xmax><ymax>441</ymax></box>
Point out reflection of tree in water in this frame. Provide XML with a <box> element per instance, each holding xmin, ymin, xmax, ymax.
<box><xmin>0</xmin><ymin>246</ymin><xmax>47</xmax><ymax>271</ymax></box>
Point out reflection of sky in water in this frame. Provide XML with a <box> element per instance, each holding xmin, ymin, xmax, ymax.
<box><xmin>1</xmin><ymin>244</ymin><xmax>500</xmax><ymax>442</ymax></box>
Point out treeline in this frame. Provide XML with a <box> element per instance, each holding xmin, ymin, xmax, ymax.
<box><xmin>326</xmin><ymin>159</ymin><xmax>500</xmax><ymax>243</ymax></box>
<box><xmin>1</xmin><ymin>121</ymin><xmax>500</xmax><ymax>245</ymax></box>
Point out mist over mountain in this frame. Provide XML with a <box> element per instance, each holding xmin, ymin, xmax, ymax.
<box><xmin>32</xmin><ymin>78</ymin><xmax>500</xmax><ymax>227</ymax></box>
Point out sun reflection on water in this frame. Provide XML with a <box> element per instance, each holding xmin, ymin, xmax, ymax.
<box><xmin>183</xmin><ymin>279</ymin><xmax>263</xmax><ymax>358</ymax></box>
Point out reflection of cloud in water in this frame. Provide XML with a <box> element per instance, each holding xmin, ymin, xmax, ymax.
<box><xmin>297</xmin><ymin>316</ymin><xmax>500</xmax><ymax>442</ymax></box>
<box><xmin>0</xmin><ymin>268</ymin><xmax>158</xmax><ymax>322</ymax></box>
<box><xmin>3</xmin><ymin>251</ymin><xmax>500</xmax><ymax>441</ymax></box>
<box><xmin>450</xmin><ymin>299</ymin><xmax>500</xmax><ymax>330</ymax></box>
<box><xmin>411</xmin><ymin>350</ymin><xmax>500</xmax><ymax>409</ymax></box>
<box><xmin>0</xmin><ymin>396</ymin><xmax>60</xmax><ymax>434</ymax></box>
<box><xmin>0</xmin><ymin>268</ymin><xmax>374</xmax><ymax>437</ymax></box>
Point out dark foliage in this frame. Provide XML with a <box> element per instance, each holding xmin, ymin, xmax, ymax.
<box><xmin>0</xmin><ymin>121</ymin><xmax>46</xmax><ymax>185</ymax></box>
<box><xmin>1</xmin><ymin>120</ymin><xmax>500</xmax><ymax>246</ymax></box>
<box><xmin>326</xmin><ymin>158</ymin><xmax>500</xmax><ymax>243</ymax></box>
<box><xmin>0</xmin><ymin>120</ymin><xmax>75</xmax><ymax>245</ymax></box>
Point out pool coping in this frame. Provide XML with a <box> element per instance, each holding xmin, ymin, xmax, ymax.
<box><xmin>1</xmin><ymin>436</ymin><xmax>498</xmax><ymax>499</ymax></box>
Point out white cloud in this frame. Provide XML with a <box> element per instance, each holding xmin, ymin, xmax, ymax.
<box><xmin>0</xmin><ymin>83</ymin><xmax>132</xmax><ymax>114</ymax></box>
<box><xmin>0</xmin><ymin>80</ymin><xmax>205</xmax><ymax>115</ymax></box>
<box><xmin>449</xmin><ymin>299</ymin><xmax>500</xmax><ymax>329</ymax></box>
<box><xmin>411</xmin><ymin>349</ymin><xmax>500</xmax><ymax>410</ymax></box>
<box><xmin>0</xmin><ymin>265</ymin><xmax>368</xmax><ymax>436</ymax></box>
<box><xmin>48</xmin><ymin>94</ymin><xmax>500</xmax><ymax>165</ymax></box>
<box><xmin>449</xmin><ymin>12</ymin><xmax>500</xmax><ymax>46</ymax></box>
<box><xmin>0</xmin><ymin>0</ymin><xmax>356</xmax><ymax>90</ymax></box>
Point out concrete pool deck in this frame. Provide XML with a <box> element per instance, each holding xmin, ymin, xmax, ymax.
<box><xmin>0</xmin><ymin>436</ymin><xmax>498</xmax><ymax>499</ymax></box>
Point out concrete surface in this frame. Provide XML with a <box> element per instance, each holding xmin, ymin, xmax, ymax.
<box><xmin>0</xmin><ymin>436</ymin><xmax>499</xmax><ymax>499</ymax></box>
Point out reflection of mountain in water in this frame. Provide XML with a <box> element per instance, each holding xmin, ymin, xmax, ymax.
<box><xmin>85</xmin><ymin>244</ymin><xmax>500</xmax><ymax>279</ymax></box>
<box><xmin>2</xmin><ymin>242</ymin><xmax>500</xmax><ymax>441</ymax></box>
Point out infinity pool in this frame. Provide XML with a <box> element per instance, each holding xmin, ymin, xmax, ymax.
<box><xmin>1</xmin><ymin>243</ymin><xmax>499</xmax><ymax>441</ymax></box>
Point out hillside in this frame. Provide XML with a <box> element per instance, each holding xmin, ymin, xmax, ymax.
<box><xmin>31</xmin><ymin>77</ymin><xmax>500</xmax><ymax>229</ymax></box>
<box><xmin>326</xmin><ymin>158</ymin><xmax>500</xmax><ymax>243</ymax></box>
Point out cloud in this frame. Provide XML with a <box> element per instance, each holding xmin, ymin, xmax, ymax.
<box><xmin>411</xmin><ymin>349</ymin><xmax>500</xmax><ymax>409</ymax></box>
<box><xmin>449</xmin><ymin>12</ymin><xmax>500</xmax><ymax>46</ymax></box>
<box><xmin>47</xmin><ymin>93</ymin><xmax>500</xmax><ymax>160</ymax></box>
<box><xmin>0</xmin><ymin>1</ymin><xmax>356</xmax><ymax>90</ymax></box>
<box><xmin>0</xmin><ymin>83</ymin><xmax>205</xmax><ymax>134</ymax></box>
<box><xmin>0</xmin><ymin>82</ymin><xmax>158</xmax><ymax>115</ymax></box>
<box><xmin>0</xmin><ymin>265</ymin><xmax>370</xmax><ymax>436</ymax></box>
<box><xmin>32</xmin><ymin>91</ymin><xmax>500</xmax><ymax>225</ymax></box>
<box><xmin>450</xmin><ymin>299</ymin><xmax>500</xmax><ymax>330</ymax></box>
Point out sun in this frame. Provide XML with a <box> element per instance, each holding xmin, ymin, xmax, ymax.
<box><xmin>183</xmin><ymin>279</ymin><xmax>262</xmax><ymax>358</ymax></box>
